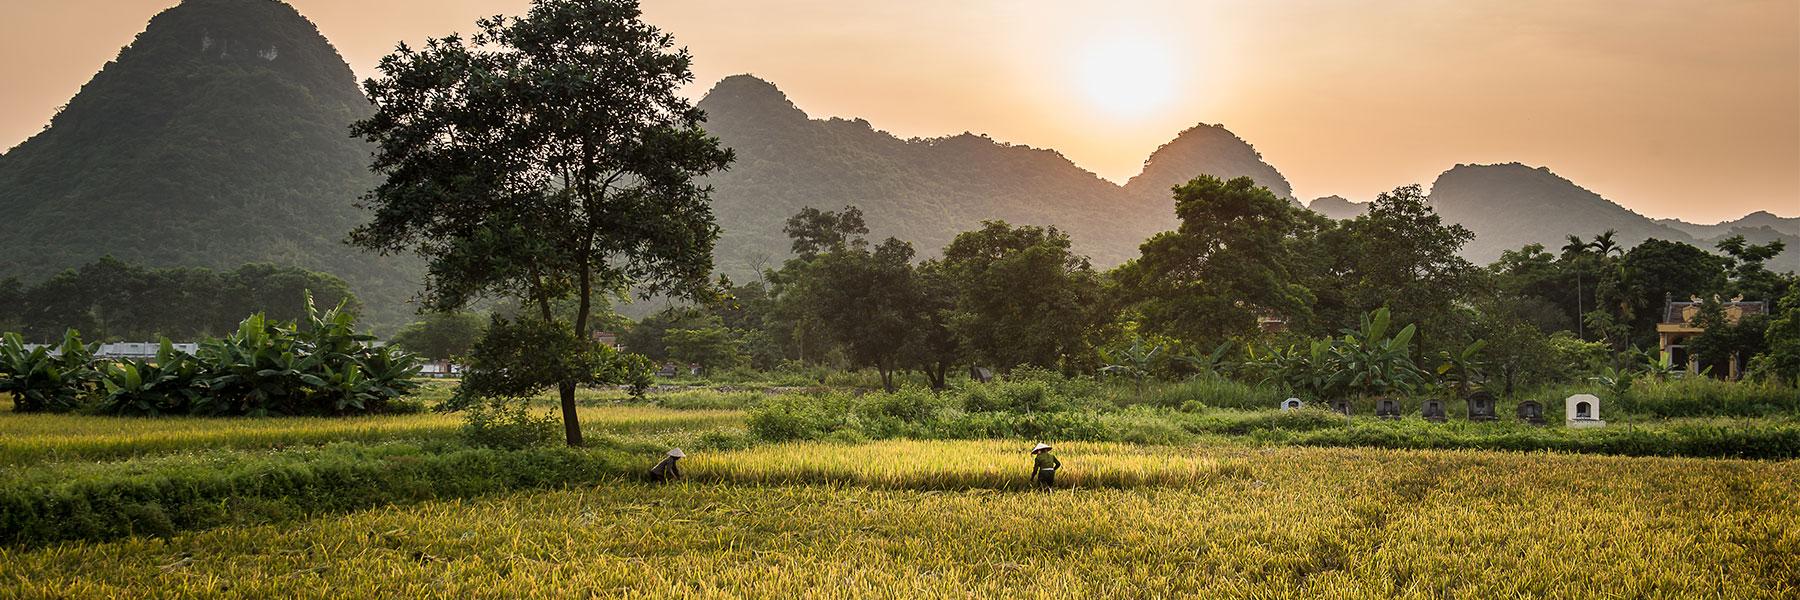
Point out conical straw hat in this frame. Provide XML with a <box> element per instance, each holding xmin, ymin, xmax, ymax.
<box><xmin>1032</xmin><ymin>443</ymin><xmax>1052</xmax><ymax>453</ymax></box>
<box><xmin>667</xmin><ymin>448</ymin><xmax>686</xmax><ymax>458</ymax></box>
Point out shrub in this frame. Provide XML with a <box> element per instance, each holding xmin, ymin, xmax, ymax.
<box><xmin>461</xmin><ymin>403</ymin><xmax>564</xmax><ymax>450</ymax></box>
<box><xmin>747</xmin><ymin>393</ymin><xmax>853</xmax><ymax>442</ymax></box>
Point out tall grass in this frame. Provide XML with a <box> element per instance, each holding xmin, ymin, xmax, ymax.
<box><xmin>684</xmin><ymin>439</ymin><xmax>1254</xmax><ymax>490</ymax></box>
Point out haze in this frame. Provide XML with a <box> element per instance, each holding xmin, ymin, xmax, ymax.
<box><xmin>1</xmin><ymin>0</ymin><xmax>1794</xmax><ymax>223</ymax></box>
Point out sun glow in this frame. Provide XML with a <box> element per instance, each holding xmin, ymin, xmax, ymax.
<box><xmin>1072</xmin><ymin>34</ymin><xmax>1184</xmax><ymax>120</ymax></box>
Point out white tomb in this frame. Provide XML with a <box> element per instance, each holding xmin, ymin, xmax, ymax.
<box><xmin>1281</xmin><ymin>398</ymin><xmax>1303</xmax><ymax>411</ymax></box>
<box><xmin>1565</xmin><ymin>394</ymin><xmax>1605</xmax><ymax>428</ymax></box>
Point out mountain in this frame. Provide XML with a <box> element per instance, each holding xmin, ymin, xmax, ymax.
<box><xmin>1307</xmin><ymin>195</ymin><xmax>1368</xmax><ymax>221</ymax></box>
<box><xmin>1427</xmin><ymin>163</ymin><xmax>1798</xmax><ymax>271</ymax></box>
<box><xmin>1123</xmin><ymin>124</ymin><xmax>1294</xmax><ymax>203</ymax></box>
<box><xmin>0</xmin><ymin>0</ymin><xmax>417</xmax><ymax>329</ymax></box>
<box><xmin>1657</xmin><ymin>211</ymin><xmax>1800</xmax><ymax>239</ymax></box>
<box><xmin>697</xmin><ymin>75</ymin><xmax>1295</xmax><ymax>274</ymax></box>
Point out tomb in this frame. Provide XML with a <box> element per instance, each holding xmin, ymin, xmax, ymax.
<box><xmin>1330</xmin><ymin>399</ymin><xmax>1352</xmax><ymax>416</ymax></box>
<box><xmin>1421</xmin><ymin>399</ymin><xmax>1447</xmax><ymax>423</ymax></box>
<box><xmin>1465</xmin><ymin>391</ymin><xmax>1498</xmax><ymax>421</ymax></box>
<box><xmin>1565</xmin><ymin>394</ymin><xmax>1605</xmax><ymax>428</ymax></box>
<box><xmin>1376</xmin><ymin>398</ymin><xmax>1401</xmax><ymax>420</ymax></box>
<box><xmin>1516</xmin><ymin>400</ymin><xmax>1546</xmax><ymax>425</ymax></box>
<box><xmin>1281</xmin><ymin>398</ymin><xmax>1304</xmax><ymax>411</ymax></box>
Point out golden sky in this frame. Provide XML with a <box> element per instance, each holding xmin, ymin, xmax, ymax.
<box><xmin>2</xmin><ymin>0</ymin><xmax>1796</xmax><ymax>223</ymax></box>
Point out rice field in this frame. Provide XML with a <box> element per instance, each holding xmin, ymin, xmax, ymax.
<box><xmin>0</xmin><ymin>406</ymin><xmax>745</xmax><ymax>466</ymax></box>
<box><xmin>2</xmin><ymin>441</ymin><xmax>1796</xmax><ymax>599</ymax></box>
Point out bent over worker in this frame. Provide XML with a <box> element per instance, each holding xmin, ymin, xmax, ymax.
<box><xmin>1031</xmin><ymin>443</ymin><xmax>1060</xmax><ymax>489</ymax></box>
<box><xmin>649</xmin><ymin>448</ymin><xmax>685</xmax><ymax>483</ymax></box>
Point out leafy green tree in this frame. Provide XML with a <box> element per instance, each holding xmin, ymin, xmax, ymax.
<box><xmin>906</xmin><ymin>260</ymin><xmax>964</xmax><ymax>389</ymax></box>
<box><xmin>1690</xmin><ymin>299</ymin><xmax>1769</xmax><ymax>379</ymax></box>
<box><xmin>783</xmin><ymin>206</ymin><xmax>869</xmax><ymax>259</ymax></box>
<box><xmin>1717</xmin><ymin>235</ymin><xmax>1791</xmax><ymax>304</ymax></box>
<box><xmin>663</xmin><ymin>315</ymin><xmax>745</xmax><ymax>371</ymax></box>
<box><xmin>390</xmin><ymin>312</ymin><xmax>488</xmax><ymax>361</ymax></box>
<box><xmin>1618</xmin><ymin>239</ymin><xmax>1726</xmax><ymax>345</ymax></box>
<box><xmin>352</xmin><ymin>0</ymin><xmax>733</xmax><ymax>445</ymax></box>
<box><xmin>453</xmin><ymin>317</ymin><xmax>651</xmax><ymax>412</ymax></box>
<box><xmin>1116</xmin><ymin>175</ymin><xmax>1314</xmax><ymax>344</ymax></box>
<box><xmin>784</xmin><ymin>237</ymin><xmax>922</xmax><ymax>391</ymax></box>
<box><xmin>1317</xmin><ymin>185</ymin><xmax>1476</xmax><ymax>352</ymax></box>
<box><xmin>1749</xmin><ymin>284</ymin><xmax>1800</xmax><ymax>384</ymax></box>
<box><xmin>941</xmin><ymin>221</ymin><xmax>1105</xmax><ymax>372</ymax></box>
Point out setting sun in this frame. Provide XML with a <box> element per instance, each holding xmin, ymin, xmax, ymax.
<box><xmin>1072</xmin><ymin>34</ymin><xmax>1183</xmax><ymax>120</ymax></box>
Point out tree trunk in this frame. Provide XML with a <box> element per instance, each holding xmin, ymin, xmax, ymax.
<box><xmin>878</xmin><ymin>364</ymin><xmax>896</xmax><ymax>393</ymax></box>
<box><xmin>559</xmin><ymin>380</ymin><xmax>583</xmax><ymax>446</ymax></box>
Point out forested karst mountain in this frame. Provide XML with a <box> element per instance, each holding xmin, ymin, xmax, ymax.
<box><xmin>696</xmin><ymin>75</ymin><xmax>1297</xmax><ymax>274</ymax></box>
<box><xmin>1123</xmin><ymin>124</ymin><xmax>1294</xmax><ymax>204</ymax></box>
<box><xmin>1426</xmin><ymin>163</ymin><xmax>1798</xmax><ymax>271</ymax></box>
<box><xmin>0</xmin><ymin>0</ymin><xmax>418</xmax><ymax>328</ymax></box>
<box><xmin>698</xmin><ymin>75</ymin><xmax>1153</xmax><ymax>271</ymax></box>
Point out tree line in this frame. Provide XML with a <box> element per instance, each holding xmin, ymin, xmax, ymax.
<box><xmin>618</xmin><ymin>176</ymin><xmax>1798</xmax><ymax>392</ymax></box>
<box><xmin>0</xmin><ymin>257</ymin><xmax>361</xmax><ymax>343</ymax></box>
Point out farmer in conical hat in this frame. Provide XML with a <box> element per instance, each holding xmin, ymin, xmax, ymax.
<box><xmin>649</xmin><ymin>448</ymin><xmax>685</xmax><ymax>483</ymax></box>
<box><xmin>1031</xmin><ymin>443</ymin><xmax>1060</xmax><ymax>490</ymax></box>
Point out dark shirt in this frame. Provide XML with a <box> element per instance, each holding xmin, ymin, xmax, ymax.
<box><xmin>650</xmin><ymin>456</ymin><xmax>681</xmax><ymax>478</ymax></box>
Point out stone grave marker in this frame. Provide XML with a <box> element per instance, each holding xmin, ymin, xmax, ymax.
<box><xmin>1565</xmin><ymin>394</ymin><xmax>1605</xmax><ymax>428</ymax></box>
<box><xmin>1330</xmin><ymin>399</ymin><xmax>1352</xmax><ymax>416</ymax></box>
<box><xmin>1421</xmin><ymin>399</ymin><xmax>1447</xmax><ymax>422</ymax></box>
<box><xmin>1466</xmin><ymin>391</ymin><xmax>1498</xmax><ymax>421</ymax></box>
<box><xmin>1516</xmin><ymin>400</ymin><xmax>1546</xmax><ymax>425</ymax></box>
<box><xmin>1376</xmin><ymin>398</ymin><xmax>1401</xmax><ymax>420</ymax></box>
<box><xmin>1281</xmin><ymin>398</ymin><xmax>1304</xmax><ymax>411</ymax></box>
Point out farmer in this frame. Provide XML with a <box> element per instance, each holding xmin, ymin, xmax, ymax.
<box><xmin>1031</xmin><ymin>443</ymin><xmax>1061</xmax><ymax>489</ymax></box>
<box><xmin>649</xmin><ymin>448</ymin><xmax>685</xmax><ymax>483</ymax></box>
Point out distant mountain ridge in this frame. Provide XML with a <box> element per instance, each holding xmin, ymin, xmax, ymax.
<box><xmin>1427</xmin><ymin>163</ymin><xmax>1797</xmax><ymax>271</ymax></box>
<box><xmin>0</xmin><ymin>1</ymin><xmax>1789</xmax><ymax>331</ymax></box>
<box><xmin>697</xmin><ymin>75</ymin><xmax>1292</xmax><ymax>273</ymax></box>
<box><xmin>0</xmin><ymin>0</ymin><xmax>420</xmax><ymax>328</ymax></box>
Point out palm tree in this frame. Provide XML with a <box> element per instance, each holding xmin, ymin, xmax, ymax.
<box><xmin>1560</xmin><ymin>235</ymin><xmax>1590</xmax><ymax>339</ymax></box>
<box><xmin>1589</xmin><ymin>229</ymin><xmax>1623</xmax><ymax>257</ymax></box>
<box><xmin>1560</xmin><ymin>235</ymin><xmax>1590</xmax><ymax>260</ymax></box>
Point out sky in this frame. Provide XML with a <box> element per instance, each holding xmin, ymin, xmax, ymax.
<box><xmin>1</xmin><ymin>0</ymin><xmax>1796</xmax><ymax>223</ymax></box>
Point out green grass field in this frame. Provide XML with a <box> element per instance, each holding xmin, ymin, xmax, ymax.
<box><xmin>1</xmin><ymin>389</ymin><xmax>1795</xmax><ymax>598</ymax></box>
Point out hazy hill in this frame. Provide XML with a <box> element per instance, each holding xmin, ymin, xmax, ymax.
<box><xmin>1307</xmin><ymin>195</ymin><xmax>1368</xmax><ymax>221</ymax></box>
<box><xmin>1657</xmin><ymin>211</ymin><xmax>1800</xmax><ymax>239</ymax></box>
<box><xmin>1124</xmin><ymin>124</ymin><xmax>1294</xmax><ymax>204</ymax></box>
<box><xmin>698</xmin><ymin>75</ymin><xmax>1295</xmax><ymax>273</ymax></box>
<box><xmin>0</xmin><ymin>0</ymin><xmax>418</xmax><ymax>328</ymax></box>
<box><xmin>1427</xmin><ymin>163</ymin><xmax>1797</xmax><ymax>271</ymax></box>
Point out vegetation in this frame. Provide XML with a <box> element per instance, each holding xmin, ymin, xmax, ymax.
<box><xmin>1</xmin><ymin>296</ymin><xmax>420</xmax><ymax>417</ymax></box>
<box><xmin>0</xmin><ymin>0</ymin><xmax>419</xmax><ymax>330</ymax></box>
<box><xmin>0</xmin><ymin>258</ymin><xmax>360</xmax><ymax>342</ymax></box>
<box><xmin>3</xmin><ymin>443</ymin><xmax>1792</xmax><ymax>598</ymax></box>
<box><xmin>353</xmin><ymin>0</ymin><xmax>734</xmax><ymax>445</ymax></box>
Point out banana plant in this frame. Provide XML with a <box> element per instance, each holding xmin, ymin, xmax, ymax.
<box><xmin>1174</xmin><ymin>341</ymin><xmax>1236</xmax><ymax>379</ymax></box>
<box><xmin>1329</xmin><ymin>308</ymin><xmax>1426</xmax><ymax>398</ymax></box>
<box><xmin>1435</xmin><ymin>339</ymin><xmax>1487</xmax><ymax>397</ymax></box>
<box><xmin>1100</xmin><ymin>336</ymin><xmax>1164</xmax><ymax>398</ymax></box>
<box><xmin>98</xmin><ymin>340</ymin><xmax>204</xmax><ymax>416</ymax></box>
<box><xmin>0</xmin><ymin>330</ymin><xmax>100</xmax><ymax>413</ymax></box>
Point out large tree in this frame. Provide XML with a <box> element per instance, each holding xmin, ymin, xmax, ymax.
<box><xmin>352</xmin><ymin>0</ymin><xmax>733</xmax><ymax>445</ymax></box>
<box><xmin>1317</xmin><ymin>184</ymin><xmax>1476</xmax><ymax>353</ymax></box>
<box><xmin>941</xmin><ymin>221</ymin><xmax>1105</xmax><ymax>372</ymax></box>
<box><xmin>784</xmin><ymin>237</ymin><xmax>922</xmax><ymax>391</ymax></box>
<box><xmin>1117</xmin><ymin>175</ymin><xmax>1316</xmax><ymax>344</ymax></box>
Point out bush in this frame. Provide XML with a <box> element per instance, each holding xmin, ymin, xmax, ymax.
<box><xmin>0</xmin><ymin>441</ymin><xmax>640</xmax><ymax>547</ymax></box>
<box><xmin>461</xmin><ymin>403</ymin><xmax>563</xmax><ymax>450</ymax></box>
<box><xmin>746</xmin><ymin>393</ymin><xmax>853</xmax><ymax>442</ymax></box>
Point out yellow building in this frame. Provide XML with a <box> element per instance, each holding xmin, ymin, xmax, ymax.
<box><xmin>1656</xmin><ymin>294</ymin><xmax>1766</xmax><ymax>379</ymax></box>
